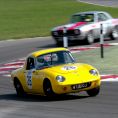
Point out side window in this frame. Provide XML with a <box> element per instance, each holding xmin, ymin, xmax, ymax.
<box><xmin>63</xmin><ymin>52</ymin><xmax>73</xmax><ymax>63</ymax></box>
<box><xmin>83</xmin><ymin>14</ymin><xmax>94</xmax><ymax>22</ymax></box>
<box><xmin>36</xmin><ymin>55</ymin><xmax>50</xmax><ymax>69</ymax></box>
<box><xmin>26</xmin><ymin>57</ymin><xmax>35</xmax><ymax>70</ymax></box>
<box><xmin>98</xmin><ymin>13</ymin><xmax>108</xmax><ymax>21</ymax></box>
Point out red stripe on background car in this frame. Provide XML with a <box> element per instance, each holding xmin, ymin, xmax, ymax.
<box><xmin>68</xmin><ymin>22</ymin><xmax>87</xmax><ymax>30</ymax></box>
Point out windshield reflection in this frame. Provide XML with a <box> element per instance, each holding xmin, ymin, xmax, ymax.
<box><xmin>36</xmin><ymin>51</ymin><xmax>75</xmax><ymax>69</ymax></box>
<box><xmin>71</xmin><ymin>14</ymin><xmax>94</xmax><ymax>23</ymax></box>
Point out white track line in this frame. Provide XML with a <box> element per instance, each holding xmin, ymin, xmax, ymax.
<box><xmin>78</xmin><ymin>0</ymin><xmax>117</xmax><ymax>8</ymax></box>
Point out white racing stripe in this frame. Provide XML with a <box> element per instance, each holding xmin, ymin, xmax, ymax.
<box><xmin>3</xmin><ymin>61</ymin><xmax>24</xmax><ymax>65</ymax></box>
<box><xmin>0</xmin><ymin>65</ymin><xmax>23</xmax><ymax>69</ymax></box>
<box><xmin>0</xmin><ymin>71</ymin><xmax>10</xmax><ymax>74</ymax></box>
<box><xmin>109</xmin><ymin>43</ymin><xmax>118</xmax><ymax>46</ymax></box>
<box><xmin>101</xmin><ymin>78</ymin><xmax>118</xmax><ymax>82</ymax></box>
<box><xmin>3</xmin><ymin>74</ymin><xmax>11</xmax><ymax>77</ymax></box>
<box><xmin>101</xmin><ymin>74</ymin><xmax>118</xmax><ymax>82</ymax></box>
<box><xmin>71</xmin><ymin>50</ymin><xmax>81</xmax><ymax>53</ymax></box>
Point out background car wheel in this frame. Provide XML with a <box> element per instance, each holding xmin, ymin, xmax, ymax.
<box><xmin>86</xmin><ymin>87</ymin><xmax>100</xmax><ymax>97</ymax></box>
<box><xmin>14</xmin><ymin>78</ymin><xmax>25</xmax><ymax>97</ymax></box>
<box><xmin>85</xmin><ymin>31</ymin><xmax>94</xmax><ymax>44</ymax></box>
<box><xmin>56</xmin><ymin>41</ymin><xmax>63</xmax><ymax>47</ymax></box>
<box><xmin>110</xmin><ymin>26</ymin><xmax>118</xmax><ymax>40</ymax></box>
<box><xmin>43</xmin><ymin>79</ymin><xmax>54</xmax><ymax>97</ymax></box>
<box><xmin>53</xmin><ymin>37</ymin><xmax>63</xmax><ymax>47</ymax></box>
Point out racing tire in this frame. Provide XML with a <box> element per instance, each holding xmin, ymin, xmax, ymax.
<box><xmin>110</xmin><ymin>26</ymin><xmax>118</xmax><ymax>40</ymax></box>
<box><xmin>14</xmin><ymin>78</ymin><xmax>26</xmax><ymax>97</ymax></box>
<box><xmin>43</xmin><ymin>79</ymin><xmax>55</xmax><ymax>97</ymax></box>
<box><xmin>54</xmin><ymin>37</ymin><xmax>63</xmax><ymax>47</ymax></box>
<box><xmin>56</xmin><ymin>41</ymin><xmax>63</xmax><ymax>47</ymax></box>
<box><xmin>86</xmin><ymin>87</ymin><xmax>100</xmax><ymax>97</ymax></box>
<box><xmin>85</xmin><ymin>31</ymin><xmax>94</xmax><ymax>45</ymax></box>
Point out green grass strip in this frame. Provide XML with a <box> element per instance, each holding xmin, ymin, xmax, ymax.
<box><xmin>72</xmin><ymin>45</ymin><xmax>118</xmax><ymax>74</ymax></box>
<box><xmin>0</xmin><ymin>0</ymin><xmax>118</xmax><ymax>40</ymax></box>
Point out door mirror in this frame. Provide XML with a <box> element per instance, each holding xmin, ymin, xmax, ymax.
<box><xmin>31</xmin><ymin>68</ymin><xmax>36</xmax><ymax>73</ymax></box>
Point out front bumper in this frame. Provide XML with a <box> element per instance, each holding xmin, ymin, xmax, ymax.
<box><xmin>51</xmin><ymin>30</ymin><xmax>87</xmax><ymax>42</ymax></box>
<box><xmin>52</xmin><ymin>79</ymin><xmax>101</xmax><ymax>94</ymax></box>
<box><xmin>53</xmin><ymin>35</ymin><xmax>85</xmax><ymax>42</ymax></box>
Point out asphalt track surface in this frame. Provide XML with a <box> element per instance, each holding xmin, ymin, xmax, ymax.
<box><xmin>79</xmin><ymin>0</ymin><xmax>118</xmax><ymax>7</ymax></box>
<box><xmin>0</xmin><ymin>37</ymin><xmax>55</xmax><ymax>64</ymax></box>
<box><xmin>0</xmin><ymin>36</ymin><xmax>118</xmax><ymax>118</ymax></box>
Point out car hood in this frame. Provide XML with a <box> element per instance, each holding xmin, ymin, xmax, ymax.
<box><xmin>52</xmin><ymin>22</ymin><xmax>88</xmax><ymax>31</ymax></box>
<box><xmin>48</xmin><ymin>63</ymin><xmax>90</xmax><ymax>74</ymax></box>
<box><xmin>47</xmin><ymin>63</ymin><xmax>99</xmax><ymax>84</ymax></box>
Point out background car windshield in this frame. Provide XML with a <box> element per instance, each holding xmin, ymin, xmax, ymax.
<box><xmin>71</xmin><ymin>14</ymin><xmax>94</xmax><ymax>23</ymax></box>
<box><xmin>36</xmin><ymin>51</ymin><xmax>75</xmax><ymax>69</ymax></box>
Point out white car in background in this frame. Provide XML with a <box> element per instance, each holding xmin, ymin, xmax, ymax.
<box><xmin>51</xmin><ymin>11</ymin><xmax>118</xmax><ymax>45</ymax></box>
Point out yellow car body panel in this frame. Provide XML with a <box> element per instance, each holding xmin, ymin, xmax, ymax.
<box><xmin>30</xmin><ymin>48</ymin><xmax>68</xmax><ymax>57</ymax></box>
<box><xmin>11</xmin><ymin>48</ymin><xmax>101</xmax><ymax>96</ymax></box>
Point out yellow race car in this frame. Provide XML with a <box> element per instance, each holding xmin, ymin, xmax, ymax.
<box><xmin>11</xmin><ymin>48</ymin><xmax>101</xmax><ymax>97</ymax></box>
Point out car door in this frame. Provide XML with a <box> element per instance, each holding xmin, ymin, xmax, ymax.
<box><xmin>97</xmin><ymin>13</ymin><xmax>112</xmax><ymax>37</ymax></box>
<box><xmin>24</xmin><ymin>57</ymin><xmax>44</xmax><ymax>94</ymax></box>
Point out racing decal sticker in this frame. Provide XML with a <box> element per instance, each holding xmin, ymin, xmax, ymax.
<box><xmin>57</xmin><ymin>22</ymin><xmax>87</xmax><ymax>31</ymax></box>
<box><xmin>62</xmin><ymin>66</ymin><xmax>77</xmax><ymax>71</ymax></box>
<box><xmin>26</xmin><ymin>70</ymin><xmax>33</xmax><ymax>89</ymax></box>
<box><xmin>68</xmin><ymin>22</ymin><xmax>87</xmax><ymax>30</ymax></box>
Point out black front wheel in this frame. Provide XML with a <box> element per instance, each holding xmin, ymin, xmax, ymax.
<box><xmin>86</xmin><ymin>87</ymin><xmax>100</xmax><ymax>97</ymax></box>
<box><xmin>14</xmin><ymin>79</ymin><xmax>25</xmax><ymax>97</ymax></box>
<box><xmin>43</xmin><ymin>79</ymin><xmax>55</xmax><ymax>97</ymax></box>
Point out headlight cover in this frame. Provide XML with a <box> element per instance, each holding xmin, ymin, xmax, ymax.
<box><xmin>74</xmin><ymin>29</ymin><xmax>80</xmax><ymax>35</ymax></box>
<box><xmin>56</xmin><ymin>75</ymin><xmax>65</xmax><ymax>82</ymax></box>
<box><xmin>89</xmin><ymin>69</ymin><xmax>98</xmax><ymax>76</ymax></box>
<box><xmin>53</xmin><ymin>31</ymin><xmax>58</xmax><ymax>36</ymax></box>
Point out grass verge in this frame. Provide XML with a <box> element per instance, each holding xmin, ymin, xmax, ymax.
<box><xmin>0</xmin><ymin>0</ymin><xmax>118</xmax><ymax>40</ymax></box>
<box><xmin>72</xmin><ymin>45</ymin><xmax>118</xmax><ymax>75</ymax></box>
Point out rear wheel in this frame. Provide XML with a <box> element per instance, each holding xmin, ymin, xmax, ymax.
<box><xmin>43</xmin><ymin>79</ymin><xmax>54</xmax><ymax>97</ymax></box>
<box><xmin>110</xmin><ymin>26</ymin><xmax>118</xmax><ymax>40</ymax></box>
<box><xmin>85</xmin><ymin>31</ymin><xmax>94</xmax><ymax>44</ymax></box>
<box><xmin>14</xmin><ymin>78</ymin><xmax>25</xmax><ymax>97</ymax></box>
<box><xmin>56</xmin><ymin>40</ymin><xmax>63</xmax><ymax>47</ymax></box>
<box><xmin>86</xmin><ymin>87</ymin><xmax>100</xmax><ymax>97</ymax></box>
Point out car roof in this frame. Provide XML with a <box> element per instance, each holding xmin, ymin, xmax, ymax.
<box><xmin>29</xmin><ymin>48</ymin><xmax>68</xmax><ymax>57</ymax></box>
<box><xmin>73</xmin><ymin>11</ymin><xmax>107</xmax><ymax>15</ymax></box>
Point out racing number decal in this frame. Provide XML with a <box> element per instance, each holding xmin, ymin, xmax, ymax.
<box><xmin>26</xmin><ymin>70</ymin><xmax>33</xmax><ymax>89</ymax></box>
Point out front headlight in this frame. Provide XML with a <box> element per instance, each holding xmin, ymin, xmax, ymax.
<box><xmin>53</xmin><ymin>31</ymin><xmax>58</xmax><ymax>36</ymax></box>
<box><xmin>56</xmin><ymin>75</ymin><xmax>65</xmax><ymax>82</ymax></box>
<box><xmin>74</xmin><ymin>29</ymin><xmax>80</xmax><ymax>35</ymax></box>
<box><xmin>89</xmin><ymin>69</ymin><xmax>98</xmax><ymax>76</ymax></box>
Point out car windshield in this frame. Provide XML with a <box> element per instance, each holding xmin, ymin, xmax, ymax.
<box><xmin>71</xmin><ymin>14</ymin><xmax>94</xmax><ymax>23</ymax></box>
<box><xmin>36</xmin><ymin>51</ymin><xmax>75</xmax><ymax>69</ymax></box>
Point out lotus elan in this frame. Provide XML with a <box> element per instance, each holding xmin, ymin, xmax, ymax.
<box><xmin>11</xmin><ymin>48</ymin><xmax>101</xmax><ymax>97</ymax></box>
